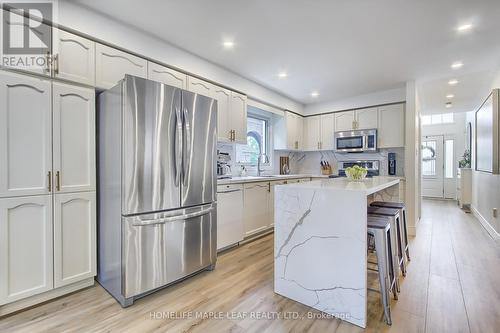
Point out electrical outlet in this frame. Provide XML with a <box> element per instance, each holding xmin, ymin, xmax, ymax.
<box><xmin>493</xmin><ymin>208</ymin><xmax>498</xmax><ymax>218</ymax></box>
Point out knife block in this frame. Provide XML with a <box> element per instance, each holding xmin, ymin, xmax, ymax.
<box><xmin>280</xmin><ymin>156</ymin><xmax>290</xmax><ymax>175</ymax></box>
<box><xmin>321</xmin><ymin>165</ymin><xmax>332</xmax><ymax>175</ymax></box>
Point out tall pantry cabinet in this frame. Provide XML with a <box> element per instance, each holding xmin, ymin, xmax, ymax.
<box><xmin>0</xmin><ymin>71</ymin><xmax>96</xmax><ymax>306</ymax></box>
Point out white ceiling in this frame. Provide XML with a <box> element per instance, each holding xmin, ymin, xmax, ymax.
<box><xmin>69</xmin><ymin>0</ymin><xmax>500</xmax><ymax>110</ymax></box>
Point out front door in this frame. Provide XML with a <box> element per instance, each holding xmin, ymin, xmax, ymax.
<box><xmin>421</xmin><ymin>135</ymin><xmax>456</xmax><ymax>199</ymax></box>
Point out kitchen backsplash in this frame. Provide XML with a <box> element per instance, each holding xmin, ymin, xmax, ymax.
<box><xmin>273</xmin><ymin>148</ymin><xmax>405</xmax><ymax>177</ymax></box>
<box><xmin>218</xmin><ymin>143</ymin><xmax>405</xmax><ymax>177</ymax></box>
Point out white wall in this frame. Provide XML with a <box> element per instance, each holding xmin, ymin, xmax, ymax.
<box><xmin>56</xmin><ymin>2</ymin><xmax>304</xmax><ymax>114</ymax></box>
<box><xmin>304</xmin><ymin>87</ymin><xmax>406</xmax><ymax>115</ymax></box>
<box><xmin>469</xmin><ymin>68</ymin><xmax>500</xmax><ymax>239</ymax></box>
<box><xmin>405</xmin><ymin>81</ymin><xmax>421</xmax><ymax>235</ymax></box>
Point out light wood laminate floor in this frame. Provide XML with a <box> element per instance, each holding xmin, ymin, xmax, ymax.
<box><xmin>1</xmin><ymin>200</ymin><xmax>499</xmax><ymax>332</ymax></box>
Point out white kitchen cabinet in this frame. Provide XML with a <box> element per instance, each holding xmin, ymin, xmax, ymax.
<box><xmin>212</xmin><ymin>86</ymin><xmax>232</xmax><ymax>142</ymax></box>
<box><xmin>274</xmin><ymin>111</ymin><xmax>304</xmax><ymax>150</ymax></box>
<box><xmin>186</xmin><ymin>76</ymin><xmax>212</xmax><ymax>97</ymax></box>
<box><xmin>334</xmin><ymin>111</ymin><xmax>356</xmax><ymax>132</ymax></box>
<box><xmin>0</xmin><ymin>71</ymin><xmax>52</xmax><ymax>198</ymax></box>
<box><xmin>95</xmin><ymin>43</ymin><xmax>147</xmax><ymax>89</ymax></box>
<box><xmin>216</xmin><ymin>184</ymin><xmax>244</xmax><ymax>250</ymax></box>
<box><xmin>356</xmin><ymin>107</ymin><xmax>378</xmax><ymax>130</ymax></box>
<box><xmin>0</xmin><ymin>195</ymin><xmax>53</xmax><ymax>305</ymax></box>
<box><xmin>378</xmin><ymin>104</ymin><xmax>405</xmax><ymax>148</ymax></box>
<box><xmin>304</xmin><ymin>114</ymin><xmax>335</xmax><ymax>151</ymax></box>
<box><xmin>243</xmin><ymin>182</ymin><xmax>270</xmax><ymax>237</ymax></box>
<box><xmin>230</xmin><ymin>92</ymin><xmax>248</xmax><ymax>144</ymax></box>
<box><xmin>147</xmin><ymin>62</ymin><xmax>186</xmax><ymax>89</ymax></box>
<box><xmin>52</xmin><ymin>82</ymin><xmax>96</xmax><ymax>193</ymax></box>
<box><xmin>54</xmin><ymin>191</ymin><xmax>96</xmax><ymax>288</ymax></box>
<box><xmin>0</xmin><ymin>10</ymin><xmax>52</xmax><ymax>76</ymax></box>
<box><xmin>304</xmin><ymin>115</ymin><xmax>321</xmax><ymax>151</ymax></box>
<box><xmin>52</xmin><ymin>29</ymin><xmax>95</xmax><ymax>86</ymax></box>
<box><xmin>320</xmin><ymin>113</ymin><xmax>335</xmax><ymax>150</ymax></box>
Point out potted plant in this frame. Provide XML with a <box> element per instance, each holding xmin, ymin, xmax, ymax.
<box><xmin>458</xmin><ymin>149</ymin><xmax>471</xmax><ymax>168</ymax></box>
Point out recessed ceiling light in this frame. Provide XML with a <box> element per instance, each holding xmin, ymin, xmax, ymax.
<box><xmin>457</xmin><ymin>23</ymin><xmax>473</xmax><ymax>32</ymax></box>
<box><xmin>448</xmin><ymin>79</ymin><xmax>459</xmax><ymax>86</ymax></box>
<box><xmin>311</xmin><ymin>91</ymin><xmax>319</xmax><ymax>98</ymax></box>
<box><xmin>222</xmin><ymin>40</ymin><xmax>235</xmax><ymax>49</ymax></box>
<box><xmin>451</xmin><ymin>62</ymin><xmax>464</xmax><ymax>69</ymax></box>
<box><xmin>446</xmin><ymin>94</ymin><xmax>455</xmax><ymax>99</ymax></box>
<box><xmin>278</xmin><ymin>72</ymin><xmax>288</xmax><ymax>79</ymax></box>
<box><xmin>445</xmin><ymin>102</ymin><xmax>452</xmax><ymax>108</ymax></box>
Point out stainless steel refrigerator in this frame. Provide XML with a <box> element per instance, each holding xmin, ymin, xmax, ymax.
<box><xmin>97</xmin><ymin>75</ymin><xmax>217</xmax><ymax>307</ymax></box>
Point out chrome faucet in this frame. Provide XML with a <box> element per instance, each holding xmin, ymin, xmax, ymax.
<box><xmin>257</xmin><ymin>153</ymin><xmax>270</xmax><ymax>176</ymax></box>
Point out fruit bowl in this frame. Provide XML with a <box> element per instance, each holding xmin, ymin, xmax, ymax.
<box><xmin>345</xmin><ymin>165</ymin><xmax>368</xmax><ymax>181</ymax></box>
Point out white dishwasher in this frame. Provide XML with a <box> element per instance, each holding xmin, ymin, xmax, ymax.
<box><xmin>217</xmin><ymin>184</ymin><xmax>244</xmax><ymax>250</ymax></box>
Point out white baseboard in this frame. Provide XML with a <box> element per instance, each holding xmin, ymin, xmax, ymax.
<box><xmin>0</xmin><ymin>278</ymin><xmax>95</xmax><ymax>317</ymax></box>
<box><xmin>471</xmin><ymin>206</ymin><xmax>500</xmax><ymax>242</ymax></box>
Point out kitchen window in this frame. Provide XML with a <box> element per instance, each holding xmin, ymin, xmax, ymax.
<box><xmin>235</xmin><ymin>114</ymin><xmax>270</xmax><ymax>165</ymax></box>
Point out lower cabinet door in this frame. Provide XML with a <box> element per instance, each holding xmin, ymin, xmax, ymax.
<box><xmin>243</xmin><ymin>182</ymin><xmax>270</xmax><ymax>236</ymax></box>
<box><xmin>54</xmin><ymin>192</ymin><xmax>96</xmax><ymax>288</ymax></box>
<box><xmin>0</xmin><ymin>195</ymin><xmax>53</xmax><ymax>305</ymax></box>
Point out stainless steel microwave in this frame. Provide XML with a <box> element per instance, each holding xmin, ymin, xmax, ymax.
<box><xmin>334</xmin><ymin>129</ymin><xmax>377</xmax><ymax>153</ymax></box>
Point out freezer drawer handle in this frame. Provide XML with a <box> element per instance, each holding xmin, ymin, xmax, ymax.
<box><xmin>132</xmin><ymin>206</ymin><xmax>215</xmax><ymax>226</ymax></box>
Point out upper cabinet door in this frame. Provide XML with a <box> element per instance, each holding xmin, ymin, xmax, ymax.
<box><xmin>304</xmin><ymin>115</ymin><xmax>321</xmax><ymax>151</ymax></box>
<box><xmin>334</xmin><ymin>111</ymin><xmax>355</xmax><ymax>132</ymax></box>
<box><xmin>0</xmin><ymin>10</ymin><xmax>52</xmax><ymax>76</ymax></box>
<box><xmin>320</xmin><ymin>113</ymin><xmax>335</xmax><ymax>150</ymax></box>
<box><xmin>53</xmin><ymin>29</ymin><xmax>95</xmax><ymax>86</ymax></box>
<box><xmin>52</xmin><ymin>82</ymin><xmax>96</xmax><ymax>193</ymax></box>
<box><xmin>147</xmin><ymin>62</ymin><xmax>187</xmax><ymax>89</ymax></box>
<box><xmin>0</xmin><ymin>71</ymin><xmax>51</xmax><ymax>198</ymax></box>
<box><xmin>285</xmin><ymin>112</ymin><xmax>297</xmax><ymax>149</ymax></box>
<box><xmin>355</xmin><ymin>107</ymin><xmax>378</xmax><ymax>130</ymax></box>
<box><xmin>378</xmin><ymin>104</ymin><xmax>405</xmax><ymax>148</ymax></box>
<box><xmin>230</xmin><ymin>92</ymin><xmax>247</xmax><ymax>144</ymax></box>
<box><xmin>95</xmin><ymin>43</ymin><xmax>147</xmax><ymax>89</ymax></box>
<box><xmin>54</xmin><ymin>191</ymin><xmax>96</xmax><ymax>288</ymax></box>
<box><xmin>0</xmin><ymin>195</ymin><xmax>53</xmax><ymax>305</ymax></box>
<box><xmin>186</xmin><ymin>76</ymin><xmax>212</xmax><ymax>97</ymax></box>
<box><xmin>212</xmin><ymin>86</ymin><xmax>231</xmax><ymax>142</ymax></box>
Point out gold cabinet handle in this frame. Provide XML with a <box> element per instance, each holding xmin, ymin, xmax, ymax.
<box><xmin>54</xmin><ymin>53</ymin><xmax>59</xmax><ymax>75</ymax></box>
<box><xmin>232</xmin><ymin>130</ymin><xmax>235</xmax><ymax>141</ymax></box>
<box><xmin>56</xmin><ymin>171</ymin><xmax>61</xmax><ymax>191</ymax></box>
<box><xmin>45</xmin><ymin>51</ymin><xmax>51</xmax><ymax>73</ymax></box>
<box><xmin>47</xmin><ymin>171</ymin><xmax>52</xmax><ymax>192</ymax></box>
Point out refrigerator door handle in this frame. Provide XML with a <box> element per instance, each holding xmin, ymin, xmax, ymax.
<box><xmin>174</xmin><ymin>106</ymin><xmax>183</xmax><ymax>186</ymax></box>
<box><xmin>182</xmin><ymin>107</ymin><xmax>191</xmax><ymax>185</ymax></box>
<box><xmin>131</xmin><ymin>206</ymin><xmax>215</xmax><ymax>226</ymax></box>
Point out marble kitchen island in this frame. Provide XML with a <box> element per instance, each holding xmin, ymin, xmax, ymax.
<box><xmin>274</xmin><ymin>176</ymin><xmax>400</xmax><ymax>328</ymax></box>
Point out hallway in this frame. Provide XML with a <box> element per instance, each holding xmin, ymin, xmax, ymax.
<box><xmin>390</xmin><ymin>199</ymin><xmax>500</xmax><ymax>333</ymax></box>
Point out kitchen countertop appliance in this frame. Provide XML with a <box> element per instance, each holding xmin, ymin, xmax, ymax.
<box><xmin>217</xmin><ymin>152</ymin><xmax>232</xmax><ymax>179</ymax></box>
<box><xmin>97</xmin><ymin>75</ymin><xmax>217</xmax><ymax>307</ymax></box>
<box><xmin>334</xmin><ymin>129</ymin><xmax>377</xmax><ymax>153</ymax></box>
<box><xmin>337</xmin><ymin>160</ymin><xmax>380</xmax><ymax>177</ymax></box>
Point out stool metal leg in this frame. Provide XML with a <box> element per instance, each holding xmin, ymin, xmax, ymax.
<box><xmin>402</xmin><ymin>208</ymin><xmax>410</xmax><ymax>261</ymax></box>
<box><xmin>373</xmin><ymin>230</ymin><xmax>392</xmax><ymax>325</ymax></box>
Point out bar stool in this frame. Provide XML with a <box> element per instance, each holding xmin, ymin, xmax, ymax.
<box><xmin>371</xmin><ymin>201</ymin><xmax>410</xmax><ymax>262</ymax></box>
<box><xmin>368</xmin><ymin>206</ymin><xmax>406</xmax><ymax>281</ymax></box>
<box><xmin>367</xmin><ymin>215</ymin><xmax>397</xmax><ymax>325</ymax></box>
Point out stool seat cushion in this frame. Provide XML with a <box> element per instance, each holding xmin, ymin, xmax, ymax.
<box><xmin>367</xmin><ymin>206</ymin><xmax>399</xmax><ymax>216</ymax></box>
<box><xmin>367</xmin><ymin>215</ymin><xmax>391</xmax><ymax>229</ymax></box>
<box><xmin>371</xmin><ymin>201</ymin><xmax>405</xmax><ymax>209</ymax></box>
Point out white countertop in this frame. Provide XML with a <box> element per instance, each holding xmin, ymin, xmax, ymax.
<box><xmin>217</xmin><ymin>174</ymin><xmax>314</xmax><ymax>185</ymax></box>
<box><xmin>279</xmin><ymin>176</ymin><xmax>400</xmax><ymax>195</ymax></box>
